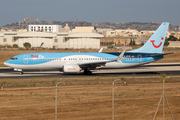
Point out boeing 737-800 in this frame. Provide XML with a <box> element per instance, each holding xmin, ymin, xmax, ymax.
<box><xmin>4</xmin><ymin>22</ymin><xmax>170</xmax><ymax>75</ymax></box>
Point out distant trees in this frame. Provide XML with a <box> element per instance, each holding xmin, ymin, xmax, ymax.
<box><xmin>129</xmin><ymin>39</ymin><xmax>136</xmax><ymax>45</ymax></box>
<box><xmin>168</xmin><ymin>35</ymin><xmax>178</xmax><ymax>41</ymax></box>
<box><xmin>141</xmin><ymin>42</ymin><xmax>144</xmax><ymax>45</ymax></box>
<box><xmin>164</xmin><ymin>37</ymin><xmax>169</xmax><ymax>46</ymax></box>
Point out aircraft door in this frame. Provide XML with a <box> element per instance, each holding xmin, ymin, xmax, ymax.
<box><xmin>23</xmin><ymin>55</ymin><xmax>28</xmax><ymax>64</ymax></box>
<box><xmin>137</xmin><ymin>54</ymin><xmax>142</xmax><ymax>63</ymax></box>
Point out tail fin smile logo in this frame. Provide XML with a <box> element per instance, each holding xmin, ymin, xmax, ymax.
<box><xmin>150</xmin><ymin>37</ymin><xmax>164</xmax><ymax>48</ymax></box>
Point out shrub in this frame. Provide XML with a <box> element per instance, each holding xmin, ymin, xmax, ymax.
<box><xmin>4</xmin><ymin>44</ymin><xmax>12</xmax><ymax>48</ymax></box>
<box><xmin>13</xmin><ymin>44</ymin><xmax>19</xmax><ymax>48</ymax></box>
<box><xmin>23</xmin><ymin>42</ymin><xmax>31</xmax><ymax>48</ymax></box>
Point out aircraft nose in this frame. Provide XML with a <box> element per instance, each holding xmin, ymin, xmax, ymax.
<box><xmin>4</xmin><ymin>60</ymin><xmax>10</xmax><ymax>66</ymax></box>
<box><xmin>4</xmin><ymin>61</ymin><xmax>8</xmax><ymax>66</ymax></box>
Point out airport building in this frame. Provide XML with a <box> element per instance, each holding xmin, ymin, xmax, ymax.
<box><xmin>72</xmin><ymin>26</ymin><xmax>97</xmax><ymax>33</ymax></box>
<box><xmin>28</xmin><ymin>25</ymin><xmax>64</xmax><ymax>33</ymax></box>
<box><xmin>0</xmin><ymin>31</ymin><xmax>103</xmax><ymax>49</ymax></box>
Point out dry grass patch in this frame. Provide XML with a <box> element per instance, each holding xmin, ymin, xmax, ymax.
<box><xmin>0</xmin><ymin>76</ymin><xmax>180</xmax><ymax>120</ymax></box>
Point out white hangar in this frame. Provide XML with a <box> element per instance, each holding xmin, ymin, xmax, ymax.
<box><xmin>0</xmin><ymin>32</ymin><xmax>103</xmax><ymax>49</ymax></box>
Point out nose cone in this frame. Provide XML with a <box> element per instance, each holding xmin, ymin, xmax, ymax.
<box><xmin>4</xmin><ymin>60</ymin><xmax>10</xmax><ymax>67</ymax></box>
<box><xmin>4</xmin><ymin>61</ymin><xmax>8</xmax><ymax>66</ymax></box>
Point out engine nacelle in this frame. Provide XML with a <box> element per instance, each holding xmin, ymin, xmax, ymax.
<box><xmin>63</xmin><ymin>64</ymin><xmax>81</xmax><ymax>73</ymax></box>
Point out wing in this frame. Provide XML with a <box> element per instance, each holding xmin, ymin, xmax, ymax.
<box><xmin>78</xmin><ymin>49</ymin><xmax>126</xmax><ymax>68</ymax></box>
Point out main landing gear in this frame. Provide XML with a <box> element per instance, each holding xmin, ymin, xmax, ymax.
<box><xmin>84</xmin><ymin>69</ymin><xmax>92</xmax><ymax>75</ymax></box>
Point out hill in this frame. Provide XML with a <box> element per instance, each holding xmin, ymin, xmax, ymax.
<box><xmin>0</xmin><ymin>21</ymin><xmax>178</xmax><ymax>31</ymax></box>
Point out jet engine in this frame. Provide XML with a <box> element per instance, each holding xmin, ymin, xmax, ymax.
<box><xmin>63</xmin><ymin>64</ymin><xmax>81</xmax><ymax>73</ymax></box>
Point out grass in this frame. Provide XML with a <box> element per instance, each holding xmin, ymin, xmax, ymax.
<box><xmin>0</xmin><ymin>77</ymin><xmax>180</xmax><ymax>120</ymax></box>
<box><xmin>0</xmin><ymin>76</ymin><xmax>180</xmax><ymax>88</ymax></box>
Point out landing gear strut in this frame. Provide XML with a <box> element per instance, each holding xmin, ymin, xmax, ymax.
<box><xmin>84</xmin><ymin>69</ymin><xmax>92</xmax><ymax>75</ymax></box>
<box><xmin>19</xmin><ymin>71</ymin><xmax>23</xmax><ymax>75</ymax></box>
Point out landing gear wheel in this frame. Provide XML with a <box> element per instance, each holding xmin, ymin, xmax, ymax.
<box><xmin>20</xmin><ymin>71</ymin><xmax>23</xmax><ymax>75</ymax></box>
<box><xmin>84</xmin><ymin>70</ymin><xmax>88</xmax><ymax>75</ymax></box>
<box><xmin>87</xmin><ymin>71</ymin><xmax>92</xmax><ymax>75</ymax></box>
<box><xmin>84</xmin><ymin>69</ymin><xmax>92</xmax><ymax>75</ymax></box>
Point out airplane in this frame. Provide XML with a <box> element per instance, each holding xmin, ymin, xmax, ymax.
<box><xmin>4</xmin><ymin>22</ymin><xmax>170</xmax><ymax>75</ymax></box>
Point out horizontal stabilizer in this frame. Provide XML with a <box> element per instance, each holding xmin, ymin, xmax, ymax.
<box><xmin>150</xmin><ymin>52</ymin><xmax>174</xmax><ymax>57</ymax></box>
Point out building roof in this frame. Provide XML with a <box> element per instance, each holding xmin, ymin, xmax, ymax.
<box><xmin>68</xmin><ymin>32</ymin><xmax>103</xmax><ymax>38</ymax></box>
<box><xmin>14</xmin><ymin>32</ymin><xmax>57</xmax><ymax>37</ymax></box>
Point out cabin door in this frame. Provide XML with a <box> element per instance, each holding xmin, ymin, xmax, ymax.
<box><xmin>23</xmin><ymin>55</ymin><xmax>28</xmax><ymax>64</ymax></box>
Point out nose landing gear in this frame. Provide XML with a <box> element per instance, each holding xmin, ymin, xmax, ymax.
<box><xmin>14</xmin><ymin>68</ymin><xmax>23</xmax><ymax>75</ymax></box>
<box><xmin>19</xmin><ymin>71</ymin><xmax>24</xmax><ymax>75</ymax></box>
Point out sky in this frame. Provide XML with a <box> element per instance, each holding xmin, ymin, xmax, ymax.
<box><xmin>0</xmin><ymin>0</ymin><xmax>180</xmax><ymax>26</ymax></box>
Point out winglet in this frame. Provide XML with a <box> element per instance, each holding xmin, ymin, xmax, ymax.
<box><xmin>116</xmin><ymin>49</ymin><xmax>126</xmax><ymax>61</ymax></box>
<box><xmin>99</xmin><ymin>48</ymin><xmax>103</xmax><ymax>52</ymax></box>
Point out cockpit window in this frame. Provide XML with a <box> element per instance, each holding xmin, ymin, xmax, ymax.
<box><xmin>10</xmin><ymin>58</ymin><xmax>18</xmax><ymax>60</ymax></box>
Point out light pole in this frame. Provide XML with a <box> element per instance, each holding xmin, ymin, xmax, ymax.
<box><xmin>163</xmin><ymin>77</ymin><xmax>170</xmax><ymax>120</ymax></box>
<box><xmin>153</xmin><ymin>77</ymin><xmax>174</xmax><ymax>120</ymax></box>
<box><xmin>55</xmin><ymin>82</ymin><xmax>62</xmax><ymax>120</ymax></box>
<box><xmin>112</xmin><ymin>79</ymin><xmax>120</xmax><ymax>120</ymax></box>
